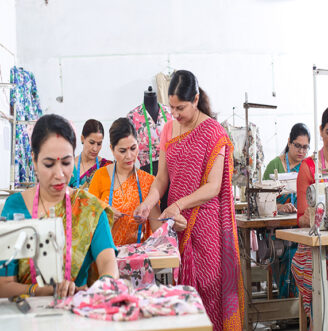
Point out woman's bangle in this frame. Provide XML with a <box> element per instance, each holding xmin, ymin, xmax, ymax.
<box><xmin>174</xmin><ymin>201</ymin><xmax>182</xmax><ymax>214</ymax></box>
<box><xmin>28</xmin><ymin>284</ymin><xmax>38</xmax><ymax>297</ymax></box>
<box><xmin>99</xmin><ymin>274</ymin><xmax>114</xmax><ymax>280</ymax></box>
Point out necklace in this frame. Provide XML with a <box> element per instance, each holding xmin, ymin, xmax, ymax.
<box><xmin>39</xmin><ymin>193</ymin><xmax>49</xmax><ymax>218</ymax></box>
<box><xmin>179</xmin><ymin>110</ymin><xmax>201</xmax><ymax>143</ymax></box>
<box><xmin>115</xmin><ymin>164</ymin><xmax>134</xmax><ymax>196</ymax></box>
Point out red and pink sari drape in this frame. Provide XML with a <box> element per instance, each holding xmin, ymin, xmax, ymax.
<box><xmin>165</xmin><ymin>118</ymin><xmax>244</xmax><ymax>331</ymax></box>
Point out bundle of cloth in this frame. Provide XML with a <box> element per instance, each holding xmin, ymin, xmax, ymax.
<box><xmin>51</xmin><ymin>277</ymin><xmax>204</xmax><ymax>321</ymax></box>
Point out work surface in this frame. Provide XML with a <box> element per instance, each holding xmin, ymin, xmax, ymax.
<box><xmin>236</xmin><ymin>213</ymin><xmax>297</xmax><ymax>228</ymax></box>
<box><xmin>0</xmin><ymin>297</ymin><xmax>212</xmax><ymax>331</ymax></box>
<box><xmin>276</xmin><ymin>228</ymin><xmax>328</xmax><ymax>246</ymax></box>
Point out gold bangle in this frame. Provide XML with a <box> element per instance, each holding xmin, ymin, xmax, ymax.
<box><xmin>30</xmin><ymin>284</ymin><xmax>38</xmax><ymax>297</ymax></box>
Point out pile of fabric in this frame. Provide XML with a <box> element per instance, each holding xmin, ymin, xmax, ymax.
<box><xmin>117</xmin><ymin>219</ymin><xmax>180</xmax><ymax>288</ymax></box>
<box><xmin>51</xmin><ymin>277</ymin><xmax>204</xmax><ymax>321</ymax></box>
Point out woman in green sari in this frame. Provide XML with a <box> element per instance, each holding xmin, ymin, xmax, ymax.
<box><xmin>263</xmin><ymin>122</ymin><xmax>310</xmax><ymax>299</ymax></box>
<box><xmin>263</xmin><ymin>123</ymin><xmax>311</xmax><ymax>213</ymax></box>
<box><xmin>0</xmin><ymin>114</ymin><xmax>118</xmax><ymax>299</ymax></box>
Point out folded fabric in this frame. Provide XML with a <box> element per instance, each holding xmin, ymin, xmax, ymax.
<box><xmin>117</xmin><ymin>219</ymin><xmax>180</xmax><ymax>288</ymax></box>
<box><xmin>51</xmin><ymin>277</ymin><xmax>204</xmax><ymax>321</ymax></box>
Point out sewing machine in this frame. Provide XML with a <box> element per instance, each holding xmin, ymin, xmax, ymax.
<box><xmin>0</xmin><ymin>217</ymin><xmax>65</xmax><ymax>285</ymax></box>
<box><xmin>306</xmin><ymin>182</ymin><xmax>328</xmax><ymax>231</ymax></box>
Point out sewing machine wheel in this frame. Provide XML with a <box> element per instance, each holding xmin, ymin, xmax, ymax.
<box><xmin>306</xmin><ymin>185</ymin><xmax>316</xmax><ymax>208</ymax></box>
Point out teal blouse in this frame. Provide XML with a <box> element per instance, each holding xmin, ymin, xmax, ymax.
<box><xmin>0</xmin><ymin>193</ymin><xmax>116</xmax><ymax>286</ymax></box>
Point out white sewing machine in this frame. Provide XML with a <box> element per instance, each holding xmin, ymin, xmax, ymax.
<box><xmin>306</xmin><ymin>182</ymin><xmax>328</xmax><ymax>231</ymax></box>
<box><xmin>0</xmin><ymin>217</ymin><xmax>65</xmax><ymax>286</ymax></box>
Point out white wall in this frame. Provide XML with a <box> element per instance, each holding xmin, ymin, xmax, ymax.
<box><xmin>4</xmin><ymin>0</ymin><xmax>328</xmax><ymax>187</ymax></box>
<box><xmin>0</xmin><ymin>0</ymin><xmax>16</xmax><ymax>189</ymax></box>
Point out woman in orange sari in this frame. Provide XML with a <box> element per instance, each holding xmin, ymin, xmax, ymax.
<box><xmin>134</xmin><ymin>70</ymin><xmax>244</xmax><ymax>331</ymax></box>
<box><xmin>89</xmin><ymin>118</ymin><xmax>164</xmax><ymax>246</ymax></box>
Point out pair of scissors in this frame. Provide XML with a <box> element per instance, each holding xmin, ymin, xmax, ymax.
<box><xmin>119</xmin><ymin>213</ymin><xmax>172</xmax><ymax>222</ymax></box>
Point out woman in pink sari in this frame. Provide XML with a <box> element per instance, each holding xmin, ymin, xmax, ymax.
<box><xmin>134</xmin><ymin>70</ymin><xmax>244</xmax><ymax>331</ymax></box>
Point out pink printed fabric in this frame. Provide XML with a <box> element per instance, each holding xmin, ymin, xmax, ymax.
<box><xmin>126</xmin><ymin>104</ymin><xmax>172</xmax><ymax>167</ymax></box>
<box><xmin>117</xmin><ymin>219</ymin><xmax>180</xmax><ymax>288</ymax></box>
<box><xmin>51</xmin><ymin>277</ymin><xmax>205</xmax><ymax>321</ymax></box>
<box><xmin>165</xmin><ymin>118</ymin><xmax>244</xmax><ymax>331</ymax></box>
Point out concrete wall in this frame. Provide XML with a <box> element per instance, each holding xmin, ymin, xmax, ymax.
<box><xmin>0</xmin><ymin>0</ymin><xmax>16</xmax><ymax>189</ymax></box>
<box><xmin>2</xmin><ymin>0</ymin><xmax>328</xmax><ymax>187</ymax></box>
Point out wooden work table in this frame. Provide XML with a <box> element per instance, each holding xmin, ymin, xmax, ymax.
<box><xmin>236</xmin><ymin>213</ymin><xmax>298</xmax><ymax>331</ymax></box>
<box><xmin>276</xmin><ymin>228</ymin><xmax>328</xmax><ymax>331</ymax></box>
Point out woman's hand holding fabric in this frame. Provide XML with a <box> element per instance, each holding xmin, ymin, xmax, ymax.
<box><xmin>134</xmin><ymin>203</ymin><xmax>151</xmax><ymax>224</ymax></box>
<box><xmin>160</xmin><ymin>203</ymin><xmax>180</xmax><ymax>219</ymax></box>
<box><xmin>111</xmin><ymin>206</ymin><xmax>123</xmax><ymax>223</ymax></box>
<box><xmin>173</xmin><ymin>214</ymin><xmax>187</xmax><ymax>232</ymax></box>
<box><xmin>56</xmin><ymin>279</ymin><xmax>76</xmax><ymax>298</ymax></box>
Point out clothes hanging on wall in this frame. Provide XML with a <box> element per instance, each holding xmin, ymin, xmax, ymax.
<box><xmin>127</xmin><ymin>103</ymin><xmax>172</xmax><ymax>169</ymax></box>
<box><xmin>221</xmin><ymin>120</ymin><xmax>264</xmax><ymax>186</ymax></box>
<box><xmin>155</xmin><ymin>72</ymin><xmax>174</xmax><ymax>105</ymax></box>
<box><xmin>10</xmin><ymin>66</ymin><xmax>43</xmax><ymax>185</ymax></box>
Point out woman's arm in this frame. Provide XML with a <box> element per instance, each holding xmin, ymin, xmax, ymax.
<box><xmin>161</xmin><ymin>153</ymin><xmax>225</xmax><ymax>218</ymax></box>
<box><xmin>96</xmin><ymin>248</ymin><xmax>119</xmax><ymax>279</ymax></box>
<box><xmin>297</xmin><ymin>161</ymin><xmax>313</xmax><ymax>227</ymax></box>
<box><xmin>148</xmin><ymin>203</ymin><xmax>162</xmax><ymax>232</ymax></box>
<box><xmin>0</xmin><ymin>275</ymin><xmax>53</xmax><ymax>298</ymax></box>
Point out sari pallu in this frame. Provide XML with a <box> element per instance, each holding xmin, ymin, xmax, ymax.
<box><xmin>18</xmin><ymin>189</ymin><xmax>113</xmax><ymax>284</ymax></box>
<box><xmin>165</xmin><ymin>118</ymin><xmax>244</xmax><ymax>331</ymax></box>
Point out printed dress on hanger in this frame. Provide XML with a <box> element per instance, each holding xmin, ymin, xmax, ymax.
<box><xmin>221</xmin><ymin>120</ymin><xmax>264</xmax><ymax>186</ymax></box>
<box><xmin>10</xmin><ymin>66</ymin><xmax>43</xmax><ymax>185</ymax></box>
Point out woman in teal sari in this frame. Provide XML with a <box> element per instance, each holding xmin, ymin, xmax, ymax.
<box><xmin>69</xmin><ymin>119</ymin><xmax>111</xmax><ymax>189</ymax></box>
<box><xmin>0</xmin><ymin>114</ymin><xmax>118</xmax><ymax>299</ymax></box>
<box><xmin>263</xmin><ymin>122</ymin><xmax>310</xmax><ymax>299</ymax></box>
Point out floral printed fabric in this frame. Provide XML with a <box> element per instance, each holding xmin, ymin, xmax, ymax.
<box><xmin>51</xmin><ymin>277</ymin><xmax>204</xmax><ymax>321</ymax></box>
<box><xmin>10</xmin><ymin>66</ymin><xmax>43</xmax><ymax>185</ymax></box>
<box><xmin>126</xmin><ymin>104</ymin><xmax>172</xmax><ymax>167</ymax></box>
<box><xmin>117</xmin><ymin>219</ymin><xmax>180</xmax><ymax>288</ymax></box>
<box><xmin>221</xmin><ymin>120</ymin><xmax>264</xmax><ymax>186</ymax></box>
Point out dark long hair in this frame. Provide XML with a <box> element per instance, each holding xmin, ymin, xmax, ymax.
<box><xmin>168</xmin><ymin>70</ymin><xmax>213</xmax><ymax>118</ymax></box>
<box><xmin>285</xmin><ymin>123</ymin><xmax>311</xmax><ymax>153</ymax></box>
<box><xmin>82</xmin><ymin>119</ymin><xmax>104</xmax><ymax>138</ymax></box>
<box><xmin>321</xmin><ymin>107</ymin><xmax>328</xmax><ymax>130</ymax></box>
<box><xmin>32</xmin><ymin>114</ymin><xmax>76</xmax><ymax>161</ymax></box>
<box><xmin>109</xmin><ymin>118</ymin><xmax>137</xmax><ymax>149</ymax></box>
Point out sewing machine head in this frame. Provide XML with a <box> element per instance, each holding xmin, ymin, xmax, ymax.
<box><xmin>0</xmin><ymin>217</ymin><xmax>65</xmax><ymax>285</ymax></box>
<box><xmin>306</xmin><ymin>183</ymin><xmax>328</xmax><ymax>230</ymax></box>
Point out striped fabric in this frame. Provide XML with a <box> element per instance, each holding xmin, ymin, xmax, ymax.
<box><xmin>291</xmin><ymin>244</ymin><xmax>313</xmax><ymax>314</ymax></box>
<box><xmin>165</xmin><ymin>118</ymin><xmax>244</xmax><ymax>331</ymax></box>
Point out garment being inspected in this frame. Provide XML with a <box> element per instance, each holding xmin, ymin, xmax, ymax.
<box><xmin>126</xmin><ymin>104</ymin><xmax>172</xmax><ymax>168</ymax></box>
<box><xmin>0</xmin><ymin>190</ymin><xmax>116</xmax><ymax>286</ymax></box>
